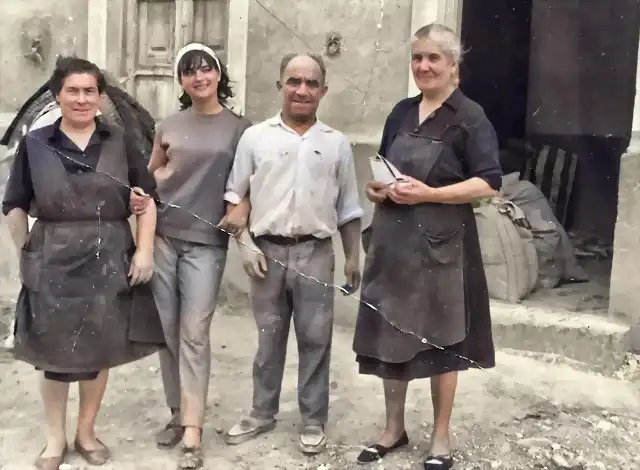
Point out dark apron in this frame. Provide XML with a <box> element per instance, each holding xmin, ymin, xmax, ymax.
<box><xmin>13</xmin><ymin>128</ymin><xmax>165</xmax><ymax>373</ymax></box>
<box><xmin>353</xmin><ymin>127</ymin><xmax>469</xmax><ymax>364</ymax></box>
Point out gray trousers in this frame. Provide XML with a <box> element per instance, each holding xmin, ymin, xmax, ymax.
<box><xmin>249</xmin><ymin>237</ymin><xmax>335</xmax><ymax>426</ymax></box>
<box><xmin>151</xmin><ymin>235</ymin><xmax>227</xmax><ymax>427</ymax></box>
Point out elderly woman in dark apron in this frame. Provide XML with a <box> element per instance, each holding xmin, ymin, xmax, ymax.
<box><xmin>352</xmin><ymin>24</ymin><xmax>502</xmax><ymax>469</ymax></box>
<box><xmin>1</xmin><ymin>57</ymin><xmax>164</xmax><ymax>469</ymax></box>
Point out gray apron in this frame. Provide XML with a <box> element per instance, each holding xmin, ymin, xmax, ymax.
<box><xmin>13</xmin><ymin>128</ymin><xmax>165</xmax><ymax>373</ymax></box>
<box><xmin>353</xmin><ymin>128</ymin><xmax>469</xmax><ymax>364</ymax></box>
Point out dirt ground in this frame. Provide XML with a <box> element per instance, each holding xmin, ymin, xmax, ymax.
<box><xmin>1</xmin><ymin>302</ymin><xmax>639</xmax><ymax>470</ymax></box>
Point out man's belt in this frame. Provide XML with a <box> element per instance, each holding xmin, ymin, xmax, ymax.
<box><xmin>255</xmin><ymin>234</ymin><xmax>321</xmax><ymax>246</ymax></box>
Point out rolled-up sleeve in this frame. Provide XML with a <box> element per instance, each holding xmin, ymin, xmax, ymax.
<box><xmin>2</xmin><ymin>137</ymin><xmax>34</xmax><ymax>216</ymax></box>
<box><xmin>463</xmin><ymin>115</ymin><xmax>503</xmax><ymax>191</ymax></box>
<box><xmin>224</xmin><ymin>128</ymin><xmax>255</xmax><ymax>204</ymax></box>
<box><xmin>336</xmin><ymin>135</ymin><xmax>364</xmax><ymax>226</ymax></box>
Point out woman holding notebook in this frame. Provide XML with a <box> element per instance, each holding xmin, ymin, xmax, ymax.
<box><xmin>352</xmin><ymin>23</ymin><xmax>502</xmax><ymax>469</ymax></box>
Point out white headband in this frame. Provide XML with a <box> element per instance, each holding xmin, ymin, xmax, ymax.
<box><xmin>174</xmin><ymin>43</ymin><xmax>221</xmax><ymax>82</ymax></box>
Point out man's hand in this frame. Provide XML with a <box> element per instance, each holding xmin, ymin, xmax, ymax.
<box><xmin>237</xmin><ymin>231</ymin><xmax>268</xmax><ymax>279</ymax></box>
<box><xmin>130</xmin><ymin>187</ymin><xmax>151</xmax><ymax>216</ymax></box>
<box><xmin>365</xmin><ymin>181</ymin><xmax>390</xmax><ymax>204</ymax></box>
<box><xmin>344</xmin><ymin>256</ymin><xmax>361</xmax><ymax>292</ymax></box>
<box><xmin>338</xmin><ymin>218</ymin><xmax>362</xmax><ymax>294</ymax></box>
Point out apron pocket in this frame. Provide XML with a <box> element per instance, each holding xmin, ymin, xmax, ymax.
<box><xmin>421</xmin><ymin>228</ymin><xmax>464</xmax><ymax>265</ymax></box>
<box><xmin>20</xmin><ymin>250</ymin><xmax>42</xmax><ymax>291</ymax></box>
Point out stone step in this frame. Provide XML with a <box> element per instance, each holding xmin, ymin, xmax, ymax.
<box><xmin>489</xmin><ymin>301</ymin><xmax>629</xmax><ymax>375</ymax></box>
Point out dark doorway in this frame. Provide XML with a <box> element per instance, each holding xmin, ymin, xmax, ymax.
<box><xmin>459</xmin><ymin>0</ymin><xmax>533</xmax><ymax>149</ymax></box>
<box><xmin>457</xmin><ymin>0</ymin><xmax>640</xmax><ymax>315</ymax></box>
<box><xmin>459</xmin><ymin>0</ymin><xmax>639</xmax><ymax>243</ymax></box>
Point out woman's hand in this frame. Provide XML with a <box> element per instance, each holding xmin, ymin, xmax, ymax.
<box><xmin>129</xmin><ymin>248</ymin><xmax>154</xmax><ymax>286</ymax></box>
<box><xmin>130</xmin><ymin>187</ymin><xmax>151</xmax><ymax>216</ymax></box>
<box><xmin>218</xmin><ymin>199</ymin><xmax>251</xmax><ymax>237</ymax></box>
<box><xmin>388</xmin><ymin>176</ymin><xmax>436</xmax><ymax>205</ymax></box>
<box><xmin>365</xmin><ymin>181</ymin><xmax>390</xmax><ymax>204</ymax></box>
<box><xmin>218</xmin><ymin>212</ymin><xmax>246</xmax><ymax>237</ymax></box>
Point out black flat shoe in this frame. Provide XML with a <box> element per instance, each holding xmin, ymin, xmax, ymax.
<box><xmin>424</xmin><ymin>454</ymin><xmax>453</xmax><ymax>469</ymax></box>
<box><xmin>356</xmin><ymin>431</ymin><xmax>409</xmax><ymax>464</ymax></box>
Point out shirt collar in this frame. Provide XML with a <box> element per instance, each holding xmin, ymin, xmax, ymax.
<box><xmin>409</xmin><ymin>87</ymin><xmax>462</xmax><ymax>111</ymax></box>
<box><xmin>266</xmin><ymin>112</ymin><xmax>334</xmax><ymax>134</ymax></box>
<box><xmin>46</xmin><ymin>116</ymin><xmax>111</xmax><ymax>142</ymax></box>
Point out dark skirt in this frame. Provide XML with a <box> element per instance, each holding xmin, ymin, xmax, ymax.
<box><xmin>38</xmin><ymin>369</ymin><xmax>99</xmax><ymax>383</ymax></box>
<box><xmin>356</xmin><ymin>217</ymin><xmax>496</xmax><ymax>381</ymax></box>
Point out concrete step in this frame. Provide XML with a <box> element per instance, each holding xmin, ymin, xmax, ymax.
<box><xmin>488</xmin><ymin>301</ymin><xmax>629</xmax><ymax>375</ymax></box>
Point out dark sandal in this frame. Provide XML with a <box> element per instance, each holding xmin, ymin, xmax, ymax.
<box><xmin>156</xmin><ymin>417</ymin><xmax>185</xmax><ymax>449</ymax></box>
<box><xmin>357</xmin><ymin>431</ymin><xmax>409</xmax><ymax>464</ymax></box>
<box><xmin>424</xmin><ymin>455</ymin><xmax>453</xmax><ymax>469</ymax></box>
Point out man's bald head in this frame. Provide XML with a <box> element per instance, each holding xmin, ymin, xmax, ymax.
<box><xmin>279</xmin><ymin>53</ymin><xmax>327</xmax><ymax>85</ymax></box>
<box><xmin>277</xmin><ymin>53</ymin><xmax>328</xmax><ymax>125</ymax></box>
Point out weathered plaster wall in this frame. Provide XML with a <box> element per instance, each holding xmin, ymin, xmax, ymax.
<box><xmin>609</xmin><ymin>32</ymin><xmax>640</xmax><ymax>346</ymax></box>
<box><xmin>0</xmin><ymin>0</ymin><xmax>88</xmax><ymax>113</ymax></box>
<box><xmin>243</xmin><ymin>0</ymin><xmax>413</xmax><ymax>142</ymax></box>
<box><xmin>0</xmin><ymin>0</ymin><xmax>87</xmax><ymax>298</ymax></box>
<box><xmin>609</xmin><ymin>152</ymin><xmax>640</xmax><ymax>322</ymax></box>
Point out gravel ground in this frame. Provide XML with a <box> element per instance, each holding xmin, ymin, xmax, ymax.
<box><xmin>0</xmin><ymin>302</ymin><xmax>639</xmax><ymax>470</ymax></box>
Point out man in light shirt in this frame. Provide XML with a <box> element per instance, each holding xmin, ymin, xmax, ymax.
<box><xmin>221</xmin><ymin>53</ymin><xmax>363</xmax><ymax>454</ymax></box>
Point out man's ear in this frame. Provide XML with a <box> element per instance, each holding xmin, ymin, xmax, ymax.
<box><xmin>276</xmin><ymin>80</ymin><xmax>282</xmax><ymax>91</ymax></box>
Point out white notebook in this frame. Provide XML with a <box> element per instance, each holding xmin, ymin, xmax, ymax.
<box><xmin>369</xmin><ymin>154</ymin><xmax>403</xmax><ymax>185</ymax></box>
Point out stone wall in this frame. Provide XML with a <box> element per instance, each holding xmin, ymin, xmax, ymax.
<box><xmin>0</xmin><ymin>0</ymin><xmax>88</xmax><ymax>113</ymax></box>
<box><xmin>243</xmin><ymin>0</ymin><xmax>413</xmax><ymax>142</ymax></box>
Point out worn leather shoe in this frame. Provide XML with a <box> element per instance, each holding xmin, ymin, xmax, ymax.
<box><xmin>34</xmin><ymin>444</ymin><xmax>68</xmax><ymax>470</ymax></box>
<box><xmin>74</xmin><ymin>438</ymin><xmax>112</xmax><ymax>466</ymax></box>
<box><xmin>299</xmin><ymin>425</ymin><xmax>327</xmax><ymax>455</ymax></box>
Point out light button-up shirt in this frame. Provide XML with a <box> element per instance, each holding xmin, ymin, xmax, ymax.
<box><xmin>224</xmin><ymin>113</ymin><xmax>363</xmax><ymax>238</ymax></box>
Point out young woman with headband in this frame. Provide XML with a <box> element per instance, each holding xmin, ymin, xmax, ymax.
<box><xmin>131</xmin><ymin>43</ymin><xmax>251</xmax><ymax>469</ymax></box>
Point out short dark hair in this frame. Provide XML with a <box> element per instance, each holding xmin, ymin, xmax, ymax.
<box><xmin>49</xmin><ymin>56</ymin><xmax>106</xmax><ymax>96</ymax></box>
<box><xmin>279</xmin><ymin>53</ymin><xmax>327</xmax><ymax>84</ymax></box>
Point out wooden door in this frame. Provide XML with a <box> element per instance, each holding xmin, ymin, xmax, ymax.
<box><xmin>115</xmin><ymin>0</ymin><xmax>228</xmax><ymax>120</ymax></box>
